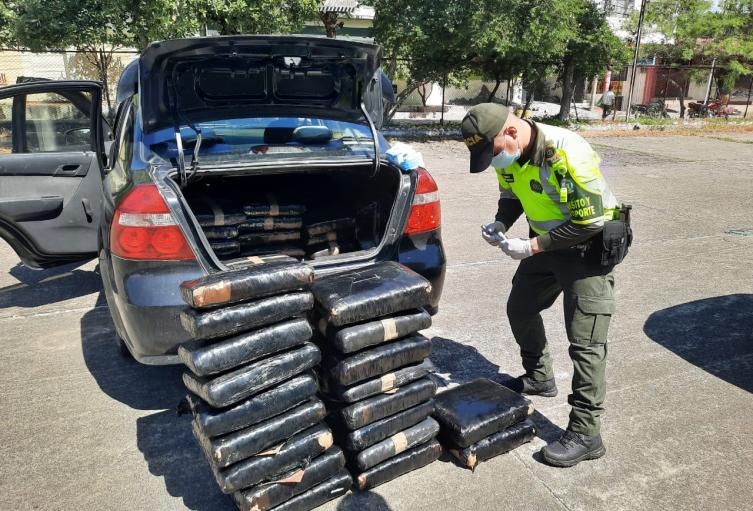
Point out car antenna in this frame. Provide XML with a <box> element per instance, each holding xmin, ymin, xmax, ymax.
<box><xmin>360</xmin><ymin>101</ymin><xmax>380</xmax><ymax>177</ymax></box>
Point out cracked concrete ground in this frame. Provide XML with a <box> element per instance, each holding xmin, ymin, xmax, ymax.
<box><xmin>1</xmin><ymin>133</ymin><xmax>752</xmax><ymax>511</ymax></box>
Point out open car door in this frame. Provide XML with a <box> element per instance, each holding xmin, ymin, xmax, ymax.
<box><xmin>0</xmin><ymin>80</ymin><xmax>105</xmax><ymax>268</ymax></box>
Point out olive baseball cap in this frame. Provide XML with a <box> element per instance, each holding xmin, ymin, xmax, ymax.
<box><xmin>461</xmin><ymin>103</ymin><xmax>510</xmax><ymax>173</ymax></box>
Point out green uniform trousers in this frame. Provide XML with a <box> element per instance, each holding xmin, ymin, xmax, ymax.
<box><xmin>507</xmin><ymin>248</ymin><xmax>615</xmax><ymax>436</ymax></box>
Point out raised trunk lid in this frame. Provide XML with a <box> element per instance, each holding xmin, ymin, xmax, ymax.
<box><xmin>137</xmin><ymin>35</ymin><xmax>383</xmax><ymax>134</ymax></box>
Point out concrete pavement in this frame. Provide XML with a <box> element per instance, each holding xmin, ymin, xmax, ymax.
<box><xmin>1</xmin><ymin>133</ymin><xmax>752</xmax><ymax>511</ymax></box>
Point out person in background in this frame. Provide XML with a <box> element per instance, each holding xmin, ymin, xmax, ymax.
<box><xmin>601</xmin><ymin>86</ymin><xmax>615</xmax><ymax>120</ymax></box>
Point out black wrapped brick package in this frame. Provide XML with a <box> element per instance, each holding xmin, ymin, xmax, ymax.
<box><xmin>322</xmin><ymin>309</ymin><xmax>432</xmax><ymax>354</ymax></box>
<box><xmin>239</xmin><ymin>230</ymin><xmax>301</xmax><ymax>247</ymax></box>
<box><xmin>305</xmin><ymin>218</ymin><xmax>356</xmax><ymax>237</ymax></box>
<box><xmin>212</xmin><ymin>422</ymin><xmax>333</xmax><ymax>493</ymax></box>
<box><xmin>329</xmin><ymin>359</ymin><xmax>435</xmax><ymax>404</ymax></box>
<box><xmin>432</xmin><ymin>378</ymin><xmax>534</xmax><ymax>449</ymax></box>
<box><xmin>243</xmin><ymin>203</ymin><xmax>307</xmax><ymax>218</ymax></box>
<box><xmin>335</xmin><ymin>377</ymin><xmax>437</xmax><ymax>430</ymax></box>
<box><xmin>267</xmin><ymin>469</ymin><xmax>352</xmax><ymax>511</ymax></box>
<box><xmin>239</xmin><ymin>216</ymin><xmax>303</xmax><ymax>232</ymax></box>
<box><xmin>180</xmin><ymin>292</ymin><xmax>314</xmax><ymax>341</ymax></box>
<box><xmin>342</xmin><ymin>400</ymin><xmax>435</xmax><ymax>452</ymax></box>
<box><xmin>194</xmin><ymin>399</ymin><xmax>327</xmax><ymax>470</ymax></box>
<box><xmin>355</xmin><ymin>439</ymin><xmax>443</xmax><ymax>491</ymax></box>
<box><xmin>203</xmin><ymin>225</ymin><xmax>239</xmax><ymax>240</ymax></box>
<box><xmin>233</xmin><ymin>447</ymin><xmax>346</xmax><ymax>511</ymax></box>
<box><xmin>354</xmin><ymin>417</ymin><xmax>440</xmax><ymax>471</ymax></box>
<box><xmin>450</xmin><ymin>419</ymin><xmax>537</xmax><ymax>470</ymax></box>
<box><xmin>187</xmin><ymin>373</ymin><xmax>318</xmax><ymax>438</ymax></box>
<box><xmin>183</xmin><ymin>343</ymin><xmax>321</xmax><ymax>408</ymax></box>
<box><xmin>312</xmin><ymin>261</ymin><xmax>433</xmax><ymax>327</ymax></box>
<box><xmin>180</xmin><ymin>262</ymin><xmax>314</xmax><ymax>309</ymax></box>
<box><xmin>211</xmin><ymin>240</ymin><xmax>241</xmax><ymax>257</ymax></box>
<box><xmin>179</xmin><ymin>318</ymin><xmax>313</xmax><ymax>376</ymax></box>
<box><xmin>325</xmin><ymin>335</ymin><xmax>432</xmax><ymax>387</ymax></box>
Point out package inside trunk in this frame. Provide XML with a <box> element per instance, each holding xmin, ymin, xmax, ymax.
<box><xmin>180</xmin><ymin>166</ymin><xmax>400</xmax><ymax>263</ymax></box>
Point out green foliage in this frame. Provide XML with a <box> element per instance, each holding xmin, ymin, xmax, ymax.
<box><xmin>0</xmin><ymin>1</ymin><xmax>17</xmax><ymax>47</ymax></box>
<box><xmin>630</xmin><ymin>0</ymin><xmax>752</xmax><ymax>93</ymax></box>
<box><xmin>196</xmin><ymin>0</ymin><xmax>319</xmax><ymax>37</ymax></box>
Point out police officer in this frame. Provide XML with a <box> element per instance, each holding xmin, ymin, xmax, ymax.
<box><xmin>462</xmin><ymin>103</ymin><xmax>618</xmax><ymax>467</ymax></box>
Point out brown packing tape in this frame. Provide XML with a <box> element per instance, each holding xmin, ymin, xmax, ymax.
<box><xmin>357</xmin><ymin>473</ymin><xmax>367</xmax><ymax>491</ymax></box>
<box><xmin>380</xmin><ymin>318</ymin><xmax>398</xmax><ymax>341</ymax></box>
<box><xmin>193</xmin><ymin>280</ymin><xmax>232</xmax><ymax>308</ymax></box>
<box><xmin>318</xmin><ymin>431</ymin><xmax>334</xmax><ymax>450</ymax></box>
<box><xmin>380</xmin><ymin>373</ymin><xmax>396</xmax><ymax>392</ymax></box>
<box><xmin>255</xmin><ymin>443</ymin><xmax>284</xmax><ymax>456</ymax></box>
<box><xmin>202</xmin><ymin>197</ymin><xmax>225</xmax><ymax>226</ymax></box>
<box><xmin>449</xmin><ymin>448</ymin><xmax>477</xmax><ymax>470</ymax></box>
<box><xmin>265</xmin><ymin>193</ymin><xmax>279</xmax><ymax>217</ymax></box>
<box><xmin>390</xmin><ymin>432</ymin><xmax>408</xmax><ymax>454</ymax></box>
<box><xmin>264</xmin><ymin>217</ymin><xmax>275</xmax><ymax>230</ymax></box>
<box><xmin>249</xmin><ymin>493</ymin><xmax>271</xmax><ymax>511</ymax></box>
<box><xmin>527</xmin><ymin>403</ymin><xmax>535</xmax><ymax>416</ymax></box>
<box><xmin>276</xmin><ymin>468</ymin><xmax>305</xmax><ymax>484</ymax></box>
<box><xmin>383</xmin><ymin>388</ymin><xmax>398</xmax><ymax>395</ymax></box>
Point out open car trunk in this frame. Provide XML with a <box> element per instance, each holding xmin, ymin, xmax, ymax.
<box><xmin>178</xmin><ymin>164</ymin><xmax>402</xmax><ymax>265</ymax></box>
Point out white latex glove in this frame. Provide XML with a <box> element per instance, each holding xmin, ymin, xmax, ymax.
<box><xmin>481</xmin><ymin>221</ymin><xmax>506</xmax><ymax>247</ymax></box>
<box><xmin>385</xmin><ymin>142</ymin><xmax>425</xmax><ymax>171</ymax></box>
<box><xmin>499</xmin><ymin>238</ymin><xmax>533</xmax><ymax>260</ymax></box>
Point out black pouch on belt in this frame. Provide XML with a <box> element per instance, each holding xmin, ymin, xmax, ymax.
<box><xmin>596</xmin><ymin>203</ymin><xmax>633</xmax><ymax>266</ymax></box>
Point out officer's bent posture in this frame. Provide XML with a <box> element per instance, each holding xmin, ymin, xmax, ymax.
<box><xmin>462</xmin><ymin>103</ymin><xmax>621</xmax><ymax>467</ymax></box>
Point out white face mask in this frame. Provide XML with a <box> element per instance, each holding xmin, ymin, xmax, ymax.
<box><xmin>490</xmin><ymin>135</ymin><xmax>521</xmax><ymax>169</ymax></box>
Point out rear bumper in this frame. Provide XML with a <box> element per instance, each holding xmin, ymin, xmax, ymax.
<box><xmin>397</xmin><ymin>229</ymin><xmax>446</xmax><ymax>314</ymax></box>
<box><xmin>102</xmin><ymin>254</ymin><xmax>204</xmax><ymax>364</ymax></box>
<box><xmin>102</xmin><ymin>230</ymin><xmax>445</xmax><ymax>365</ymax></box>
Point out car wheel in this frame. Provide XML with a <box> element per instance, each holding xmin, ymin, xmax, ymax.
<box><xmin>116</xmin><ymin>335</ymin><xmax>133</xmax><ymax>359</ymax></box>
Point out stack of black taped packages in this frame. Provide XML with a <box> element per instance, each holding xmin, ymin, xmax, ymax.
<box><xmin>304</xmin><ymin>218</ymin><xmax>357</xmax><ymax>259</ymax></box>
<box><xmin>177</xmin><ymin>260</ymin><xmax>352</xmax><ymax>511</ymax></box>
<box><xmin>312</xmin><ymin>261</ymin><xmax>443</xmax><ymax>491</ymax></box>
<box><xmin>432</xmin><ymin>378</ymin><xmax>536</xmax><ymax>471</ymax></box>
<box><xmin>192</xmin><ymin>196</ymin><xmax>306</xmax><ymax>259</ymax></box>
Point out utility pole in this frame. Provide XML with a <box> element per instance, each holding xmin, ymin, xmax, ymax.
<box><xmin>703</xmin><ymin>57</ymin><xmax>716</xmax><ymax>104</ymax></box>
<box><xmin>625</xmin><ymin>0</ymin><xmax>648</xmax><ymax>121</ymax></box>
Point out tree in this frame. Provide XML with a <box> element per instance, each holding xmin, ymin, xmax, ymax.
<box><xmin>0</xmin><ymin>1</ymin><xmax>18</xmax><ymax>48</ymax></box>
<box><xmin>372</xmin><ymin>0</ymin><xmax>496</xmax><ymax>120</ymax></box>
<box><xmin>195</xmin><ymin>0</ymin><xmax>319</xmax><ymax>37</ymax></box>
<box><xmin>557</xmin><ymin>0</ymin><xmax>628</xmax><ymax>120</ymax></box>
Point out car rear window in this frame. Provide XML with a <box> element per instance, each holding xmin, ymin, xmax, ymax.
<box><xmin>146</xmin><ymin>117</ymin><xmax>375</xmax><ymax>166</ymax></box>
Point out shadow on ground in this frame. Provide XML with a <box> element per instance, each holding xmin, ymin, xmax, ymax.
<box><xmin>80</xmin><ymin>291</ymin><xmax>229</xmax><ymax>510</ymax></box>
<box><xmin>336</xmin><ymin>490</ymin><xmax>392</xmax><ymax>510</ymax></box>
<box><xmin>644</xmin><ymin>294</ymin><xmax>753</xmax><ymax>394</ymax></box>
<box><xmin>80</xmin><ymin>291</ymin><xmax>186</xmax><ymax>410</ymax></box>
<box><xmin>0</xmin><ymin>261</ymin><xmax>101</xmax><ymax>308</ymax></box>
<box><xmin>430</xmin><ymin>336</ymin><xmax>563</xmax><ymax>444</ymax></box>
<box><xmin>137</xmin><ymin>411</ymin><xmax>234</xmax><ymax>511</ymax></box>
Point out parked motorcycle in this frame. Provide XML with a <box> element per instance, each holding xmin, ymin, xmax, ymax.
<box><xmin>630</xmin><ymin>100</ymin><xmax>669</xmax><ymax>118</ymax></box>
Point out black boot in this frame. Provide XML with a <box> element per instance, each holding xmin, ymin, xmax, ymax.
<box><xmin>541</xmin><ymin>430</ymin><xmax>606</xmax><ymax>467</ymax></box>
<box><xmin>507</xmin><ymin>375</ymin><xmax>558</xmax><ymax>397</ymax></box>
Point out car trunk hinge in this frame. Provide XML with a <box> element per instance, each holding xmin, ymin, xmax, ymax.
<box><xmin>360</xmin><ymin>101</ymin><xmax>380</xmax><ymax>177</ymax></box>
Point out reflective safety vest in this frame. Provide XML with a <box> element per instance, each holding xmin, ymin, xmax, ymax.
<box><xmin>495</xmin><ymin>122</ymin><xmax>618</xmax><ymax>235</ymax></box>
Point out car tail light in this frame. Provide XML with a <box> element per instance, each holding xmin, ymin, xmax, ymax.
<box><xmin>404</xmin><ymin>167</ymin><xmax>441</xmax><ymax>235</ymax></box>
<box><xmin>110</xmin><ymin>184</ymin><xmax>196</xmax><ymax>260</ymax></box>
